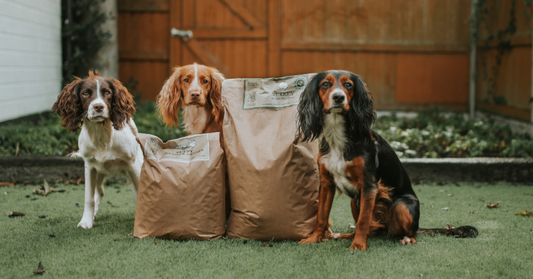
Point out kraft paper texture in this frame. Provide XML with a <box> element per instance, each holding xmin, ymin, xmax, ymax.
<box><xmin>223</xmin><ymin>75</ymin><xmax>320</xmax><ymax>241</ymax></box>
<box><xmin>134</xmin><ymin>133</ymin><xmax>226</xmax><ymax>240</ymax></box>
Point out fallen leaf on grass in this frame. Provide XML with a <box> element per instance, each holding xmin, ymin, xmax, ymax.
<box><xmin>261</xmin><ymin>242</ymin><xmax>273</xmax><ymax>247</ymax></box>
<box><xmin>442</xmin><ymin>207</ymin><xmax>449</xmax><ymax>211</ymax></box>
<box><xmin>154</xmin><ymin>242</ymin><xmax>160</xmax><ymax>245</ymax></box>
<box><xmin>471</xmin><ymin>211</ymin><xmax>478</xmax><ymax>214</ymax></box>
<box><xmin>107</xmin><ymin>201</ymin><xmax>118</xmax><ymax>207</ymax></box>
<box><xmin>63</xmin><ymin>178</ymin><xmax>78</xmax><ymax>185</ymax></box>
<box><xmin>516</xmin><ymin>210</ymin><xmax>533</xmax><ymax>216</ymax></box>
<box><xmin>5</xmin><ymin>211</ymin><xmax>25</xmax><ymax>217</ymax></box>
<box><xmin>33</xmin><ymin>261</ymin><xmax>44</xmax><ymax>275</ymax></box>
<box><xmin>0</xmin><ymin>182</ymin><xmax>14</xmax><ymax>187</ymax></box>
<box><xmin>38</xmin><ymin>215</ymin><xmax>46</xmax><ymax>219</ymax></box>
<box><xmin>447</xmin><ymin>194</ymin><xmax>453</xmax><ymax>197</ymax></box>
<box><xmin>486</xmin><ymin>203</ymin><xmax>499</xmax><ymax>208</ymax></box>
<box><xmin>33</xmin><ymin>180</ymin><xmax>65</xmax><ymax>196</ymax></box>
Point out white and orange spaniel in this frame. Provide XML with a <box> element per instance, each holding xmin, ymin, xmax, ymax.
<box><xmin>52</xmin><ymin>70</ymin><xmax>142</xmax><ymax>229</ymax></box>
<box><xmin>156</xmin><ymin>63</ymin><xmax>225</xmax><ymax>136</ymax></box>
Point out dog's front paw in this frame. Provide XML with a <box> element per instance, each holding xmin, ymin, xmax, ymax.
<box><xmin>77</xmin><ymin>219</ymin><xmax>93</xmax><ymax>229</ymax></box>
<box><xmin>399</xmin><ymin>236</ymin><xmax>417</xmax><ymax>245</ymax></box>
<box><xmin>349</xmin><ymin>238</ymin><xmax>368</xmax><ymax>251</ymax></box>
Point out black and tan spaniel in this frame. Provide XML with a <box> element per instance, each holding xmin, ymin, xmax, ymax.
<box><xmin>296</xmin><ymin>70</ymin><xmax>420</xmax><ymax>250</ymax></box>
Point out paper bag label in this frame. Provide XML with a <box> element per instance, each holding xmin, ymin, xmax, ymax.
<box><xmin>144</xmin><ymin>134</ymin><xmax>210</xmax><ymax>162</ymax></box>
<box><xmin>242</xmin><ymin>74</ymin><xmax>309</xmax><ymax>110</ymax></box>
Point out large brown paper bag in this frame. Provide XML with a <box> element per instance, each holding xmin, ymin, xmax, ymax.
<box><xmin>223</xmin><ymin>74</ymin><xmax>319</xmax><ymax>241</ymax></box>
<box><xmin>134</xmin><ymin>132</ymin><xmax>225</xmax><ymax>240</ymax></box>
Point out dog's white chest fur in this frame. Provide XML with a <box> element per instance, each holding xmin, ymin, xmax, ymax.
<box><xmin>320</xmin><ymin>114</ymin><xmax>358</xmax><ymax>197</ymax></box>
<box><xmin>183</xmin><ymin>106</ymin><xmax>208</xmax><ymax>135</ymax></box>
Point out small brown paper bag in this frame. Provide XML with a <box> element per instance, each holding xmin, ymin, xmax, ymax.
<box><xmin>223</xmin><ymin>74</ymin><xmax>320</xmax><ymax>241</ymax></box>
<box><xmin>134</xmin><ymin>132</ymin><xmax>225</xmax><ymax>240</ymax></box>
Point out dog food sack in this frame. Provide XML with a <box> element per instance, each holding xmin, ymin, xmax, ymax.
<box><xmin>134</xmin><ymin>132</ymin><xmax>225</xmax><ymax>240</ymax></box>
<box><xmin>223</xmin><ymin>74</ymin><xmax>319</xmax><ymax>241</ymax></box>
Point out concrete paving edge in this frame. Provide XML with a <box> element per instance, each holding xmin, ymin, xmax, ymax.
<box><xmin>0</xmin><ymin>157</ymin><xmax>532</xmax><ymax>183</ymax></box>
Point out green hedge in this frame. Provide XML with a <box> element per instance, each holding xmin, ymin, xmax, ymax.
<box><xmin>0</xmin><ymin>105</ymin><xmax>531</xmax><ymax>158</ymax></box>
<box><xmin>0</xmin><ymin>102</ymin><xmax>185</xmax><ymax>157</ymax></box>
<box><xmin>373</xmin><ymin>109</ymin><xmax>532</xmax><ymax>158</ymax></box>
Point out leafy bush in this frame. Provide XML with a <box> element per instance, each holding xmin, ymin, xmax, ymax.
<box><xmin>0</xmin><ymin>102</ymin><xmax>185</xmax><ymax>157</ymax></box>
<box><xmin>373</xmin><ymin>109</ymin><xmax>533</xmax><ymax>158</ymax></box>
<box><xmin>62</xmin><ymin>0</ymin><xmax>111</xmax><ymax>85</ymax></box>
<box><xmin>1</xmin><ymin>107</ymin><xmax>531</xmax><ymax>158</ymax></box>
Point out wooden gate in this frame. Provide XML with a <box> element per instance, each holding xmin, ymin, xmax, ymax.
<box><xmin>118</xmin><ymin>0</ymin><xmax>472</xmax><ymax>112</ymax></box>
<box><xmin>168</xmin><ymin>0</ymin><xmax>279</xmax><ymax>78</ymax></box>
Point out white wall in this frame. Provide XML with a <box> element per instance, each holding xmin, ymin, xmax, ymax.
<box><xmin>0</xmin><ymin>0</ymin><xmax>61</xmax><ymax>122</ymax></box>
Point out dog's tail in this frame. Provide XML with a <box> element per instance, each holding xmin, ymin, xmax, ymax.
<box><xmin>418</xmin><ymin>224</ymin><xmax>478</xmax><ymax>238</ymax></box>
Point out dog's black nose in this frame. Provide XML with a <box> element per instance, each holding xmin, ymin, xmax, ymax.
<box><xmin>93</xmin><ymin>104</ymin><xmax>104</xmax><ymax>112</ymax></box>
<box><xmin>190</xmin><ymin>92</ymin><xmax>200</xmax><ymax>98</ymax></box>
<box><xmin>332</xmin><ymin>94</ymin><xmax>345</xmax><ymax>104</ymax></box>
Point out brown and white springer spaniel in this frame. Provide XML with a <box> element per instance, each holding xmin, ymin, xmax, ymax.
<box><xmin>156</xmin><ymin>63</ymin><xmax>224</xmax><ymax>135</ymax></box>
<box><xmin>52</xmin><ymin>70</ymin><xmax>142</xmax><ymax>229</ymax></box>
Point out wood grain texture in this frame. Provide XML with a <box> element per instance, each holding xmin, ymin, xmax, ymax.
<box><xmin>281</xmin><ymin>0</ymin><xmax>470</xmax><ymax>46</ymax></box>
<box><xmin>477</xmin><ymin>47</ymin><xmax>532</xmax><ymax>116</ymax></box>
<box><xmin>268</xmin><ymin>0</ymin><xmax>281</xmax><ymax>77</ymax></box>
<box><xmin>119</xmin><ymin>61</ymin><xmax>169</xmax><ymax>101</ymax></box>
<box><xmin>118</xmin><ymin>12</ymin><xmax>169</xmax><ymax>60</ymax></box>
<box><xmin>396</xmin><ymin>54</ymin><xmax>469</xmax><ymax>104</ymax></box>
<box><xmin>116</xmin><ymin>0</ymin><xmax>528</xmax><ymax>116</ymax></box>
<box><xmin>118</xmin><ymin>0</ymin><xmax>169</xmax><ymax>12</ymax></box>
<box><xmin>475</xmin><ymin>0</ymin><xmax>532</xmax><ymax>120</ymax></box>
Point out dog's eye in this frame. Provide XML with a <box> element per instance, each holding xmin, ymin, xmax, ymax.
<box><xmin>321</xmin><ymin>82</ymin><xmax>330</xmax><ymax>89</ymax></box>
<box><xmin>184</xmin><ymin>78</ymin><xmax>189</xmax><ymax>83</ymax></box>
<box><xmin>104</xmin><ymin>90</ymin><xmax>111</xmax><ymax>95</ymax></box>
<box><xmin>344</xmin><ymin>83</ymin><xmax>353</xmax><ymax>89</ymax></box>
<box><xmin>203</xmin><ymin>79</ymin><xmax>208</xmax><ymax>84</ymax></box>
<box><xmin>81</xmin><ymin>91</ymin><xmax>90</xmax><ymax>97</ymax></box>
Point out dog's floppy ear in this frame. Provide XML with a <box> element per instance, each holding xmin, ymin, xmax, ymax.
<box><xmin>107</xmin><ymin>78</ymin><xmax>136</xmax><ymax>131</ymax></box>
<box><xmin>348</xmin><ymin>74</ymin><xmax>375</xmax><ymax>142</ymax></box>
<box><xmin>296</xmin><ymin>73</ymin><xmax>325</xmax><ymax>142</ymax></box>
<box><xmin>52</xmin><ymin>77</ymin><xmax>84</xmax><ymax>132</ymax></box>
<box><xmin>156</xmin><ymin>67</ymin><xmax>183</xmax><ymax>127</ymax></box>
<box><xmin>208</xmin><ymin>68</ymin><xmax>225</xmax><ymax>126</ymax></box>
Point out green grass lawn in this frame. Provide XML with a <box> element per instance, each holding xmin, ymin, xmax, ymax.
<box><xmin>1</xmin><ymin>182</ymin><xmax>532</xmax><ymax>278</ymax></box>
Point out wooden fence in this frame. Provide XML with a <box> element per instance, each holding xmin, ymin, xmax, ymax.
<box><xmin>117</xmin><ymin>0</ymin><xmax>531</xmax><ymax>121</ymax></box>
<box><xmin>476</xmin><ymin>0</ymin><xmax>532</xmax><ymax>121</ymax></box>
